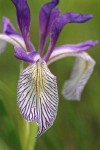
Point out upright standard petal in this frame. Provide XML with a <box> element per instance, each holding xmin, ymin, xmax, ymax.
<box><xmin>39</xmin><ymin>0</ymin><xmax>60</xmax><ymax>54</ymax></box>
<box><xmin>17</xmin><ymin>60</ymin><xmax>58</xmax><ymax>137</ymax></box>
<box><xmin>11</xmin><ymin>0</ymin><xmax>33</xmax><ymax>51</ymax></box>
<box><xmin>47</xmin><ymin>40</ymin><xmax>98</xmax><ymax>100</ymax></box>
<box><xmin>44</xmin><ymin>12</ymin><xmax>93</xmax><ymax>61</ymax></box>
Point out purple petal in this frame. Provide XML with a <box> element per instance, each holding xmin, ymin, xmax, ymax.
<box><xmin>2</xmin><ymin>17</ymin><xmax>35</xmax><ymax>51</ymax></box>
<box><xmin>39</xmin><ymin>0</ymin><xmax>60</xmax><ymax>54</ymax></box>
<box><xmin>17</xmin><ymin>60</ymin><xmax>58</xmax><ymax>137</ymax></box>
<box><xmin>2</xmin><ymin>17</ymin><xmax>28</xmax><ymax>49</ymax></box>
<box><xmin>11</xmin><ymin>0</ymin><xmax>33</xmax><ymax>51</ymax></box>
<box><xmin>14</xmin><ymin>46</ymin><xmax>40</xmax><ymax>62</ymax></box>
<box><xmin>50</xmin><ymin>13</ymin><xmax>93</xmax><ymax>46</ymax></box>
<box><xmin>44</xmin><ymin>12</ymin><xmax>93</xmax><ymax>61</ymax></box>
<box><xmin>47</xmin><ymin>40</ymin><xmax>98</xmax><ymax>65</ymax></box>
<box><xmin>2</xmin><ymin>17</ymin><xmax>21</xmax><ymax>37</ymax></box>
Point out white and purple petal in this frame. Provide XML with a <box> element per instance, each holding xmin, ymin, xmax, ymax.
<box><xmin>2</xmin><ymin>16</ymin><xmax>21</xmax><ymax>37</ymax></box>
<box><xmin>0</xmin><ymin>17</ymin><xmax>24</xmax><ymax>53</ymax></box>
<box><xmin>47</xmin><ymin>40</ymin><xmax>98</xmax><ymax>100</ymax></box>
<box><xmin>2</xmin><ymin>16</ymin><xmax>27</xmax><ymax>49</ymax></box>
<box><xmin>2</xmin><ymin>16</ymin><xmax>36</xmax><ymax>51</ymax></box>
<box><xmin>47</xmin><ymin>40</ymin><xmax>98</xmax><ymax>64</ymax></box>
<box><xmin>0</xmin><ymin>34</ymin><xmax>24</xmax><ymax>47</ymax></box>
<box><xmin>17</xmin><ymin>60</ymin><xmax>58</xmax><ymax>137</ymax></box>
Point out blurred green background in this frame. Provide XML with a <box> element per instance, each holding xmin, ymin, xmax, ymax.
<box><xmin>0</xmin><ymin>0</ymin><xmax>100</xmax><ymax>150</ymax></box>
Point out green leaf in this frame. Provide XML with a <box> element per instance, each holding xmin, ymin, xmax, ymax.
<box><xmin>0</xmin><ymin>96</ymin><xmax>22</xmax><ymax>150</ymax></box>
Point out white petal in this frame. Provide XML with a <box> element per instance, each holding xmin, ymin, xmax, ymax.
<box><xmin>0</xmin><ymin>34</ymin><xmax>26</xmax><ymax>50</ymax></box>
<box><xmin>62</xmin><ymin>52</ymin><xmax>95</xmax><ymax>100</ymax></box>
<box><xmin>17</xmin><ymin>60</ymin><xmax>58</xmax><ymax>137</ymax></box>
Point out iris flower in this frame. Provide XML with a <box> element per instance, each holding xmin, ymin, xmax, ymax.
<box><xmin>0</xmin><ymin>0</ymin><xmax>98</xmax><ymax>137</ymax></box>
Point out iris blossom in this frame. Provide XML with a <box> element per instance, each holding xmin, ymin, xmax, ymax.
<box><xmin>0</xmin><ymin>0</ymin><xmax>98</xmax><ymax>137</ymax></box>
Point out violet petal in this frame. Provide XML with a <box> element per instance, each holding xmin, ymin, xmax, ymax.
<box><xmin>39</xmin><ymin>0</ymin><xmax>60</xmax><ymax>54</ymax></box>
<box><xmin>51</xmin><ymin>13</ymin><xmax>93</xmax><ymax>47</ymax></box>
<box><xmin>2</xmin><ymin>17</ymin><xmax>21</xmax><ymax>37</ymax></box>
<box><xmin>14</xmin><ymin>46</ymin><xmax>40</xmax><ymax>62</ymax></box>
<box><xmin>44</xmin><ymin>12</ymin><xmax>93</xmax><ymax>61</ymax></box>
<box><xmin>11</xmin><ymin>0</ymin><xmax>33</xmax><ymax>51</ymax></box>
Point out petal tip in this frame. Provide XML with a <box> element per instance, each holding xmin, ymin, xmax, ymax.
<box><xmin>62</xmin><ymin>85</ymin><xmax>81</xmax><ymax>101</ymax></box>
<box><xmin>86</xmin><ymin>40</ymin><xmax>99</xmax><ymax>47</ymax></box>
<box><xmin>94</xmin><ymin>40</ymin><xmax>99</xmax><ymax>46</ymax></box>
<box><xmin>87</xmin><ymin>14</ymin><xmax>93</xmax><ymax>19</ymax></box>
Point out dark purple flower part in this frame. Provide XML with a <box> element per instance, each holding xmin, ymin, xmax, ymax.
<box><xmin>2</xmin><ymin>17</ymin><xmax>21</xmax><ymax>36</ymax></box>
<box><xmin>11</xmin><ymin>0</ymin><xmax>34</xmax><ymax>51</ymax></box>
<box><xmin>44</xmin><ymin>12</ymin><xmax>93</xmax><ymax>61</ymax></box>
<box><xmin>14</xmin><ymin>46</ymin><xmax>40</xmax><ymax>63</ymax></box>
<box><xmin>0</xmin><ymin>0</ymin><xmax>98</xmax><ymax>138</ymax></box>
<box><xmin>39</xmin><ymin>0</ymin><xmax>60</xmax><ymax>54</ymax></box>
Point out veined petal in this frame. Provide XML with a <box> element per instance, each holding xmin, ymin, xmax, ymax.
<box><xmin>11</xmin><ymin>0</ymin><xmax>33</xmax><ymax>51</ymax></box>
<box><xmin>47</xmin><ymin>40</ymin><xmax>98</xmax><ymax>100</ymax></box>
<box><xmin>17</xmin><ymin>60</ymin><xmax>58</xmax><ymax>137</ymax></box>
<box><xmin>39</xmin><ymin>0</ymin><xmax>60</xmax><ymax>54</ymax></box>
<box><xmin>44</xmin><ymin>13</ymin><xmax>93</xmax><ymax>61</ymax></box>
<box><xmin>62</xmin><ymin>53</ymin><xmax>95</xmax><ymax>100</ymax></box>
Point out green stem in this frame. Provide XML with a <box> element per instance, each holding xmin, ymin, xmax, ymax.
<box><xmin>17</xmin><ymin>108</ymin><xmax>38</xmax><ymax>150</ymax></box>
<box><xmin>25</xmin><ymin>123</ymin><xmax>38</xmax><ymax>150</ymax></box>
<box><xmin>17</xmin><ymin>110</ymin><xmax>30</xmax><ymax>150</ymax></box>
